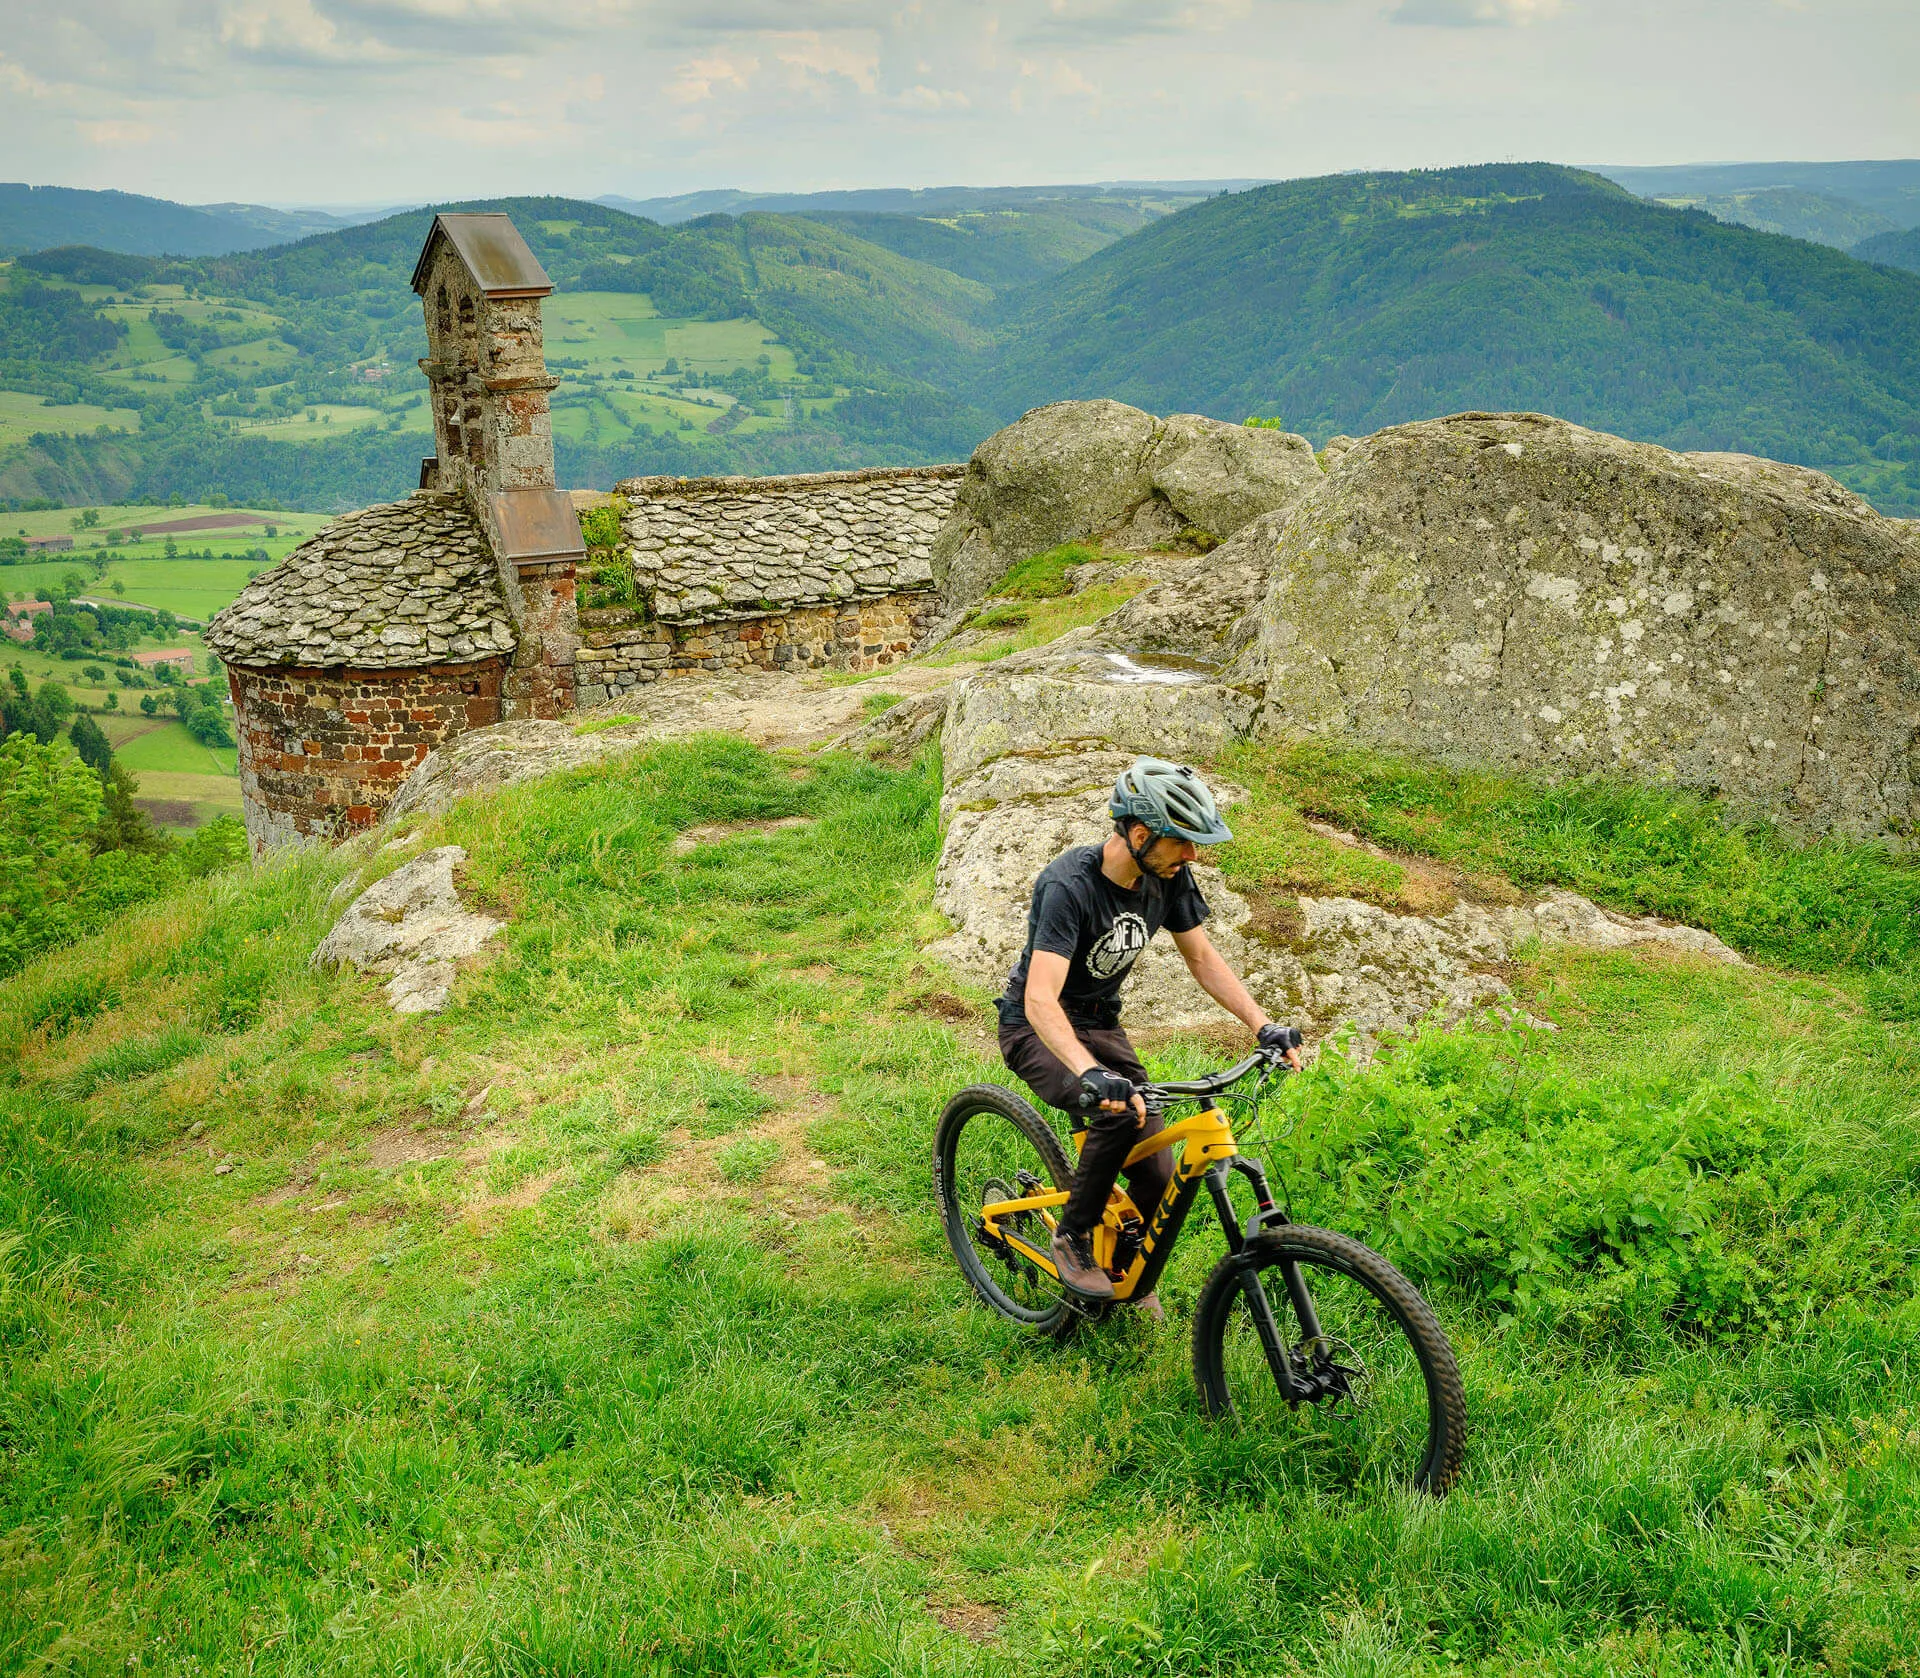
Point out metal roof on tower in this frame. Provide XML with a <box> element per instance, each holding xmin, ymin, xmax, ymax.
<box><xmin>409</xmin><ymin>213</ymin><xmax>553</xmax><ymax>299</ymax></box>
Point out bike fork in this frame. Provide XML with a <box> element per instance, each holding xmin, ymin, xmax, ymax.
<box><xmin>1204</xmin><ymin>1160</ymin><xmax>1323</xmax><ymax>1403</ymax></box>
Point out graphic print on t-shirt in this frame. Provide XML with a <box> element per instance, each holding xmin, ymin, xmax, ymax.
<box><xmin>1085</xmin><ymin>911</ymin><xmax>1149</xmax><ymax>980</ymax></box>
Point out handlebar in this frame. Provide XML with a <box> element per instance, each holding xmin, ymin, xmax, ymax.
<box><xmin>1140</xmin><ymin>1045</ymin><xmax>1291</xmax><ymax>1104</ymax></box>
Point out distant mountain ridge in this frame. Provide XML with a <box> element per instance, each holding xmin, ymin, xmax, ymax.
<box><xmin>0</xmin><ymin>184</ymin><xmax>393</xmax><ymax>258</ymax></box>
<box><xmin>595</xmin><ymin>180</ymin><xmax>1265</xmax><ymax>225</ymax></box>
<box><xmin>1592</xmin><ymin>161</ymin><xmax>1920</xmax><ymax>227</ymax></box>
<box><xmin>6</xmin><ymin>166</ymin><xmax>1920</xmax><ymax>514</ymax></box>
<box><xmin>979</xmin><ymin>163</ymin><xmax>1920</xmax><ymax>512</ymax></box>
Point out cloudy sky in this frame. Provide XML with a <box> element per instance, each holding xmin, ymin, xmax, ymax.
<box><xmin>3</xmin><ymin>0</ymin><xmax>1915</xmax><ymax>208</ymax></box>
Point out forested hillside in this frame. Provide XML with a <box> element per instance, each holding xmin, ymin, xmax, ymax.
<box><xmin>983</xmin><ymin>164</ymin><xmax>1920</xmax><ymax>512</ymax></box>
<box><xmin>6</xmin><ymin>166</ymin><xmax>1920</xmax><ymax>513</ymax></box>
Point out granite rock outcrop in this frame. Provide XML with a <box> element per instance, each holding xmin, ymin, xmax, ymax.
<box><xmin>930</xmin><ymin>401</ymin><xmax>1320</xmax><ymax>614</ymax></box>
<box><xmin>1239</xmin><ymin>412</ymin><xmax>1920</xmax><ymax>841</ymax></box>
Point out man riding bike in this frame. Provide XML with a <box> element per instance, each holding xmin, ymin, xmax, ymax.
<box><xmin>996</xmin><ymin>755</ymin><xmax>1304</xmax><ymax>1304</ymax></box>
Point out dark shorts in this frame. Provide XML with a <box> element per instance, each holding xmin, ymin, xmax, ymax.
<box><xmin>997</xmin><ymin>1014</ymin><xmax>1149</xmax><ymax>1116</ymax></box>
<box><xmin>997</xmin><ymin>1010</ymin><xmax>1172</xmax><ymax>1239</ymax></box>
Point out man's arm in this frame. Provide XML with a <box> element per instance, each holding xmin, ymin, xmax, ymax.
<box><xmin>1172</xmin><ymin>928</ymin><xmax>1302</xmax><ymax>1069</ymax></box>
<box><xmin>1026</xmin><ymin>951</ymin><xmax>1147</xmax><ymax>1123</ymax></box>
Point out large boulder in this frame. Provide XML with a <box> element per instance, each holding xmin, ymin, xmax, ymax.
<box><xmin>926</xmin><ymin>632</ymin><xmax>1742</xmax><ymax>1049</ymax></box>
<box><xmin>931</xmin><ymin>401</ymin><xmax>1320</xmax><ymax>614</ymax></box>
<box><xmin>1241</xmin><ymin>412</ymin><xmax>1920</xmax><ymax>842</ymax></box>
<box><xmin>940</xmin><ymin>644</ymin><xmax>1259</xmax><ymax>782</ymax></box>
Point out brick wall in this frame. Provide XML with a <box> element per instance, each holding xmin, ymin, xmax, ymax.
<box><xmin>575</xmin><ymin>590</ymin><xmax>937</xmax><ymax>705</ymax></box>
<box><xmin>228</xmin><ymin>658</ymin><xmax>506</xmax><ymax>853</ymax></box>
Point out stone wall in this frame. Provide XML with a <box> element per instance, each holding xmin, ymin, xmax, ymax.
<box><xmin>615</xmin><ymin>466</ymin><xmax>960</xmax><ymax>623</ymax></box>
<box><xmin>575</xmin><ymin>592</ymin><xmax>936</xmax><ymax>706</ymax></box>
<box><xmin>227</xmin><ymin>658</ymin><xmax>505</xmax><ymax>853</ymax></box>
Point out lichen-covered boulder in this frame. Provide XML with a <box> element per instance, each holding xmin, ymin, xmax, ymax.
<box><xmin>941</xmin><ymin>644</ymin><xmax>1258</xmax><ymax>783</ymax></box>
<box><xmin>312</xmin><ymin>846</ymin><xmax>503</xmax><ymax>1014</ymax></box>
<box><xmin>1149</xmin><ymin>414</ymin><xmax>1322</xmax><ymax>541</ymax></box>
<box><xmin>1242</xmin><ymin>412</ymin><xmax>1920</xmax><ymax>842</ymax></box>
<box><xmin>930</xmin><ymin>401</ymin><xmax>1321</xmax><ymax>613</ymax></box>
<box><xmin>1087</xmin><ymin>509</ymin><xmax>1287</xmax><ymax>661</ymax></box>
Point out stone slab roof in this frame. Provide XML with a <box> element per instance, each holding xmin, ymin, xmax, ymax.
<box><xmin>613</xmin><ymin>465</ymin><xmax>962</xmax><ymax>625</ymax></box>
<box><xmin>206</xmin><ymin>494</ymin><xmax>516</xmax><ymax>671</ymax></box>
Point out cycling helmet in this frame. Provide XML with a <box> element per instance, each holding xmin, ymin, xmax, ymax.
<box><xmin>1108</xmin><ymin>756</ymin><xmax>1233</xmax><ymax>845</ymax></box>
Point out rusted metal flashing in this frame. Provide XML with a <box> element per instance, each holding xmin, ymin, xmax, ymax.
<box><xmin>410</xmin><ymin>213</ymin><xmax>553</xmax><ymax>298</ymax></box>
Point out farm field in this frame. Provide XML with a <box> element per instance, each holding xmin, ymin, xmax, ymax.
<box><xmin>0</xmin><ymin>390</ymin><xmax>141</xmax><ymax>449</ymax></box>
<box><xmin>2</xmin><ymin>640</ymin><xmax>212</xmax><ymax>707</ymax></box>
<box><xmin>543</xmin><ymin>292</ymin><xmax>798</xmax><ymax>381</ymax></box>
<box><xmin>229</xmin><ymin>403</ymin><xmax>395</xmax><ymax>441</ymax></box>
<box><xmin>101</xmin><ymin>712</ymin><xmax>237</xmax><ymax>777</ymax></box>
<box><xmin>93</xmin><ymin>557</ymin><xmax>276</xmax><ymax>621</ymax></box>
<box><xmin>123</xmin><ymin>767</ymin><xmax>243</xmax><ymax>828</ymax></box>
<box><xmin>4</xmin><ymin>503</ymin><xmax>328</xmax><ymax>544</ymax></box>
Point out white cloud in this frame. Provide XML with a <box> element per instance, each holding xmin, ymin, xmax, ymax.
<box><xmin>1390</xmin><ymin>0</ymin><xmax>1566</xmax><ymax>25</ymax></box>
<box><xmin>892</xmin><ymin>83</ymin><xmax>971</xmax><ymax>109</ymax></box>
<box><xmin>0</xmin><ymin>0</ymin><xmax>1913</xmax><ymax>206</ymax></box>
<box><xmin>667</xmin><ymin>48</ymin><xmax>759</xmax><ymax>105</ymax></box>
<box><xmin>80</xmin><ymin>119</ymin><xmax>157</xmax><ymax>145</ymax></box>
<box><xmin>771</xmin><ymin>31</ymin><xmax>880</xmax><ymax>94</ymax></box>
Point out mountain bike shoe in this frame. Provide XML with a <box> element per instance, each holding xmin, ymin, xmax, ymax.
<box><xmin>1051</xmin><ymin>1230</ymin><xmax>1115</xmax><ymax>1300</ymax></box>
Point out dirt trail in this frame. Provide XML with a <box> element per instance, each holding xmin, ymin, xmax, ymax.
<box><xmin>574</xmin><ymin>659</ymin><xmax>978</xmax><ymax>750</ymax></box>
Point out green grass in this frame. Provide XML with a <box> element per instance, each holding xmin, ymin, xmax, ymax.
<box><xmin>994</xmin><ymin>541</ymin><xmax>1104</xmax><ymax>601</ymax></box>
<box><xmin>2</xmin><ymin>735</ymin><xmax>1918</xmax><ymax>1673</ymax></box>
<box><xmin>927</xmin><ymin>576</ymin><xmax>1151</xmax><ymax>665</ymax></box>
<box><xmin>107</xmin><ymin>716</ymin><xmax>236</xmax><ymax>777</ymax></box>
<box><xmin>543</xmin><ymin>292</ymin><xmax>797</xmax><ymax>381</ymax></box>
<box><xmin>0</xmin><ymin>391</ymin><xmax>141</xmax><ymax>450</ymax></box>
<box><xmin>1222</xmin><ymin>738</ymin><xmax>1920</xmax><ymax>1005</ymax></box>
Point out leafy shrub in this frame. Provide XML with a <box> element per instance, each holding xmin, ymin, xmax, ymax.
<box><xmin>1266</xmin><ymin>1021</ymin><xmax>1916</xmax><ymax>1341</ymax></box>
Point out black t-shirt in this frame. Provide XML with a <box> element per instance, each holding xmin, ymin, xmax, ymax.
<box><xmin>999</xmin><ymin>844</ymin><xmax>1209</xmax><ymax>1031</ymax></box>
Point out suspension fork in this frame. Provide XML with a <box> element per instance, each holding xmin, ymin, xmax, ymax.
<box><xmin>1204</xmin><ymin>1158</ymin><xmax>1324</xmax><ymax>1399</ymax></box>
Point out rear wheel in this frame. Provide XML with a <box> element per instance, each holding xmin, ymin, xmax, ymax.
<box><xmin>1193</xmin><ymin>1225</ymin><xmax>1466</xmax><ymax>1494</ymax></box>
<box><xmin>934</xmin><ymin>1084</ymin><xmax>1079</xmax><ymax>1335</ymax></box>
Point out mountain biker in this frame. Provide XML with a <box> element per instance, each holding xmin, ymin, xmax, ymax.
<box><xmin>996</xmin><ymin>755</ymin><xmax>1304</xmax><ymax>1305</ymax></box>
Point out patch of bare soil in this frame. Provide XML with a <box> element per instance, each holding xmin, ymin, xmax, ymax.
<box><xmin>929</xmin><ymin>1602</ymin><xmax>1003</xmax><ymax>1644</ymax></box>
<box><xmin>572</xmin><ymin>662</ymin><xmax>979</xmax><ymax>756</ymax></box>
<box><xmin>671</xmin><ymin>815</ymin><xmax>816</xmax><ymax>855</ymax></box>
<box><xmin>903</xmin><ymin>989</ymin><xmax>979</xmax><ymax>1024</ymax></box>
<box><xmin>367</xmin><ymin>1127</ymin><xmax>459</xmax><ymax>1169</ymax></box>
<box><xmin>1300</xmin><ymin>818</ymin><xmax>1523</xmax><ymax>914</ymax></box>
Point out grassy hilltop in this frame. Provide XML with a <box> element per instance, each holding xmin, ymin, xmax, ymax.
<box><xmin>4</xmin><ymin>166</ymin><xmax>1920</xmax><ymax>514</ymax></box>
<box><xmin>4</xmin><ymin>730</ymin><xmax>1920</xmax><ymax>1673</ymax></box>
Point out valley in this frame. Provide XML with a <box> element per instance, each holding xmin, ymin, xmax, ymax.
<box><xmin>2</xmin><ymin>165</ymin><xmax>1919</xmax><ymax>516</ymax></box>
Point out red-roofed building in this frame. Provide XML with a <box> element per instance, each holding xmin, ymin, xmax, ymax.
<box><xmin>133</xmin><ymin>648</ymin><xmax>198</xmax><ymax>673</ymax></box>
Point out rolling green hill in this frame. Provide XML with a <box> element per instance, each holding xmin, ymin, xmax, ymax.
<box><xmin>0</xmin><ymin>184</ymin><xmax>366</xmax><ymax>259</ymax></box>
<box><xmin>0</xmin><ymin>197</ymin><xmax>999</xmax><ymax>511</ymax></box>
<box><xmin>981</xmin><ymin>163</ymin><xmax>1920</xmax><ymax>513</ymax></box>
<box><xmin>8</xmin><ymin>169</ymin><xmax>1920</xmax><ymax>514</ymax></box>
<box><xmin>1858</xmin><ymin>227</ymin><xmax>1920</xmax><ymax>275</ymax></box>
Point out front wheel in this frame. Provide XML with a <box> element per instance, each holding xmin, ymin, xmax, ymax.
<box><xmin>1193</xmin><ymin>1226</ymin><xmax>1466</xmax><ymax>1495</ymax></box>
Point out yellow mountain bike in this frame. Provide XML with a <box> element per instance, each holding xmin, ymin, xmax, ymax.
<box><xmin>934</xmin><ymin>1048</ymin><xmax>1466</xmax><ymax>1495</ymax></box>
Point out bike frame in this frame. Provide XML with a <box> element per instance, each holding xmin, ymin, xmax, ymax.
<box><xmin>979</xmin><ymin>1103</ymin><xmax>1285</xmax><ymax>1301</ymax></box>
<box><xmin>978</xmin><ymin>1097</ymin><xmax>1337</xmax><ymax>1401</ymax></box>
